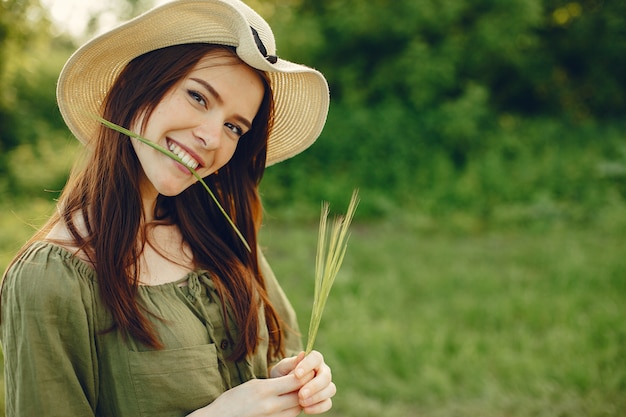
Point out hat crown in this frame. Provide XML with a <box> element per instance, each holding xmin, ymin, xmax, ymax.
<box><xmin>57</xmin><ymin>0</ymin><xmax>329</xmax><ymax>166</ymax></box>
<box><xmin>233</xmin><ymin>0</ymin><xmax>276</xmax><ymax>55</ymax></box>
<box><xmin>227</xmin><ymin>0</ymin><xmax>278</xmax><ymax>67</ymax></box>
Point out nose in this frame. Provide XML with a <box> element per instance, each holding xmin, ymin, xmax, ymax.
<box><xmin>193</xmin><ymin>115</ymin><xmax>223</xmax><ymax>150</ymax></box>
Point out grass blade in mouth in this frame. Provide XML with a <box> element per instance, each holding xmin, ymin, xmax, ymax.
<box><xmin>306</xmin><ymin>189</ymin><xmax>359</xmax><ymax>354</ymax></box>
<box><xmin>94</xmin><ymin>115</ymin><xmax>251</xmax><ymax>252</ymax></box>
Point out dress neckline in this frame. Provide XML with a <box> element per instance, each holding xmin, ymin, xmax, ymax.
<box><xmin>34</xmin><ymin>240</ymin><xmax>198</xmax><ymax>288</ymax></box>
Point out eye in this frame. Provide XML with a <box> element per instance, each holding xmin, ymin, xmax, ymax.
<box><xmin>187</xmin><ymin>90</ymin><xmax>207</xmax><ymax>107</ymax></box>
<box><xmin>224</xmin><ymin>122</ymin><xmax>244</xmax><ymax>138</ymax></box>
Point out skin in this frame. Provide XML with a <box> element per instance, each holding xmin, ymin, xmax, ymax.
<box><xmin>131</xmin><ymin>51</ymin><xmax>337</xmax><ymax>415</ymax></box>
<box><xmin>131</xmin><ymin>53</ymin><xmax>264</xmax><ymax>216</ymax></box>
<box><xmin>189</xmin><ymin>351</ymin><xmax>336</xmax><ymax>416</ymax></box>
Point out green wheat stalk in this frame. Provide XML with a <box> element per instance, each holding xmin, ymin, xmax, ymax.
<box><xmin>305</xmin><ymin>189</ymin><xmax>359</xmax><ymax>354</ymax></box>
<box><xmin>94</xmin><ymin>116</ymin><xmax>251</xmax><ymax>252</ymax></box>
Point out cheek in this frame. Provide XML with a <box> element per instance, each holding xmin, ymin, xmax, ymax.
<box><xmin>220</xmin><ymin>141</ymin><xmax>240</xmax><ymax>164</ymax></box>
<box><xmin>199</xmin><ymin>142</ymin><xmax>238</xmax><ymax>176</ymax></box>
<box><xmin>139</xmin><ymin>94</ymin><xmax>183</xmax><ymax>138</ymax></box>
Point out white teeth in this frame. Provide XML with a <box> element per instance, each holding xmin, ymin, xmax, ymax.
<box><xmin>168</xmin><ymin>142</ymin><xmax>199</xmax><ymax>170</ymax></box>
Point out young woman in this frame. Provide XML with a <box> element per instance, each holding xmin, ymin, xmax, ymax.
<box><xmin>0</xmin><ymin>1</ymin><xmax>335</xmax><ymax>416</ymax></box>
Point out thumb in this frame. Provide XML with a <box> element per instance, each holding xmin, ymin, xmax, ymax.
<box><xmin>271</xmin><ymin>351</ymin><xmax>306</xmax><ymax>377</ymax></box>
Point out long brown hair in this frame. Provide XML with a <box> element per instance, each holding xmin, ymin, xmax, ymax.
<box><xmin>4</xmin><ymin>44</ymin><xmax>284</xmax><ymax>361</ymax></box>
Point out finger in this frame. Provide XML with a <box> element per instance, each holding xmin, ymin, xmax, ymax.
<box><xmin>300</xmin><ymin>381</ymin><xmax>336</xmax><ymax>409</ymax></box>
<box><xmin>294</xmin><ymin>351</ymin><xmax>306</xmax><ymax>365</ymax></box>
<box><xmin>276</xmin><ymin>404</ymin><xmax>304</xmax><ymax>417</ymax></box>
<box><xmin>255</xmin><ymin>393</ymin><xmax>302</xmax><ymax>417</ymax></box>
<box><xmin>270</xmin><ymin>392</ymin><xmax>302</xmax><ymax>414</ymax></box>
<box><xmin>299</xmin><ymin>362</ymin><xmax>332</xmax><ymax>398</ymax></box>
<box><xmin>299</xmin><ymin>368</ymin><xmax>332</xmax><ymax>404</ymax></box>
<box><xmin>302</xmin><ymin>398</ymin><xmax>333</xmax><ymax>415</ymax></box>
<box><xmin>272</xmin><ymin>351</ymin><xmax>306</xmax><ymax>377</ymax></box>
<box><xmin>294</xmin><ymin>350</ymin><xmax>324</xmax><ymax>379</ymax></box>
<box><xmin>278</xmin><ymin>406</ymin><xmax>305</xmax><ymax>417</ymax></box>
<box><xmin>266</xmin><ymin>373</ymin><xmax>306</xmax><ymax>396</ymax></box>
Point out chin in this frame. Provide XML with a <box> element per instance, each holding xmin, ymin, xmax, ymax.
<box><xmin>157</xmin><ymin>183</ymin><xmax>194</xmax><ymax>197</ymax></box>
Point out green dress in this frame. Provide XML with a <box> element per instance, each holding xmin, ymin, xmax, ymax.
<box><xmin>0</xmin><ymin>241</ymin><xmax>302</xmax><ymax>417</ymax></box>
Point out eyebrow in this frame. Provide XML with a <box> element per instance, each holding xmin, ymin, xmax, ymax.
<box><xmin>189</xmin><ymin>77</ymin><xmax>253</xmax><ymax>130</ymax></box>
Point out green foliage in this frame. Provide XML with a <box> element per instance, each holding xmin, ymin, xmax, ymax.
<box><xmin>539</xmin><ymin>0</ymin><xmax>626</xmax><ymax>118</ymax></box>
<box><xmin>260</xmin><ymin>0</ymin><xmax>626</xmax><ymax>224</ymax></box>
<box><xmin>282</xmin><ymin>0</ymin><xmax>625</xmax><ymax>118</ymax></box>
<box><xmin>0</xmin><ymin>41</ymin><xmax>77</xmax><ymax>196</ymax></box>
<box><xmin>259</xmin><ymin>219</ymin><xmax>626</xmax><ymax>417</ymax></box>
<box><xmin>0</xmin><ymin>0</ymin><xmax>76</xmax><ymax>194</ymax></box>
<box><xmin>0</xmin><ymin>0</ymin><xmax>50</xmax><ymax>177</ymax></box>
<box><xmin>2</xmin><ymin>0</ymin><xmax>626</xmax><ymax>224</ymax></box>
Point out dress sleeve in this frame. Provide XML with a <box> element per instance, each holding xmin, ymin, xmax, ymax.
<box><xmin>258</xmin><ymin>248</ymin><xmax>303</xmax><ymax>357</ymax></box>
<box><xmin>1</xmin><ymin>243</ymin><xmax>99</xmax><ymax>417</ymax></box>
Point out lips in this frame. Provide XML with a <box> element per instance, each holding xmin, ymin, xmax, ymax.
<box><xmin>167</xmin><ymin>139</ymin><xmax>202</xmax><ymax>170</ymax></box>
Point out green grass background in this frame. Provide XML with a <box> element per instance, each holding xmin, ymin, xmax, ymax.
<box><xmin>2</xmin><ymin>199</ymin><xmax>624</xmax><ymax>416</ymax></box>
<box><xmin>261</xmin><ymin>217</ymin><xmax>625</xmax><ymax>417</ymax></box>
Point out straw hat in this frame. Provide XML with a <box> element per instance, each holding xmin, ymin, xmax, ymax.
<box><xmin>56</xmin><ymin>0</ymin><xmax>329</xmax><ymax>166</ymax></box>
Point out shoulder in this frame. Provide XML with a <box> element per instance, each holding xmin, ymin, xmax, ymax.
<box><xmin>2</xmin><ymin>241</ymin><xmax>97</xmax><ymax>313</ymax></box>
<box><xmin>1</xmin><ymin>244</ymin><xmax>101</xmax><ymax>416</ymax></box>
<box><xmin>45</xmin><ymin>213</ymin><xmax>93</xmax><ymax>265</ymax></box>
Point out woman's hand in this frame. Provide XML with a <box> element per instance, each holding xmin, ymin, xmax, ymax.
<box><xmin>187</xmin><ymin>351</ymin><xmax>335</xmax><ymax>417</ymax></box>
<box><xmin>187</xmin><ymin>371</ymin><xmax>308</xmax><ymax>417</ymax></box>
<box><xmin>277</xmin><ymin>351</ymin><xmax>336</xmax><ymax>415</ymax></box>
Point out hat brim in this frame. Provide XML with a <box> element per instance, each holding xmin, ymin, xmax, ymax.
<box><xmin>56</xmin><ymin>0</ymin><xmax>329</xmax><ymax>166</ymax></box>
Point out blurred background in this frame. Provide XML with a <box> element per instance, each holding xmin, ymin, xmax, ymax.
<box><xmin>1</xmin><ymin>0</ymin><xmax>624</xmax><ymax>416</ymax></box>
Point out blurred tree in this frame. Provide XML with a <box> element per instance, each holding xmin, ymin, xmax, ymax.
<box><xmin>82</xmin><ymin>0</ymin><xmax>155</xmax><ymax>38</ymax></box>
<box><xmin>536</xmin><ymin>0</ymin><xmax>626</xmax><ymax>119</ymax></box>
<box><xmin>260</xmin><ymin>0</ymin><xmax>626</xmax><ymax>216</ymax></box>
<box><xmin>0</xmin><ymin>0</ymin><xmax>52</xmax><ymax>182</ymax></box>
<box><xmin>0</xmin><ymin>0</ymin><xmax>156</xmax><ymax>194</ymax></box>
<box><xmin>1</xmin><ymin>0</ymin><xmax>624</xmax><ymax>218</ymax></box>
<box><xmin>270</xmin><ymin>0</ymin><xmax>547</xmax><ymax>171</ymax></box>
<box><xmin>278</xmin><ymin>0</ymin><xmax>625</xmax><ymax>119</ymax></box>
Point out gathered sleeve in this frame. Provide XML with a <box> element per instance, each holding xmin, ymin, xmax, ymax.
<box><xmin>1</xmin><ymin>242</ymin><xmax>100</xmax><ymax>417</ymax></box>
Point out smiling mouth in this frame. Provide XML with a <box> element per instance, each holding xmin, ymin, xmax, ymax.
<box><xmin>167</xmin><ymin>140</ymin><xmax>200</xmax><ymax>170</ymax></box>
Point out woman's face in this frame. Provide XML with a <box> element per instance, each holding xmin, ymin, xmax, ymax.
<box><xmin>131</xmin><ymin>51</ymin><xmax>265</xmax><ymax>199</ymax></box>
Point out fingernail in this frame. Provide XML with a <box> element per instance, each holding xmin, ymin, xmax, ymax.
<box><xmin>301</xmin><ymin>388</ymin><xmax>310</xmax><ymax>398</ymax></box>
